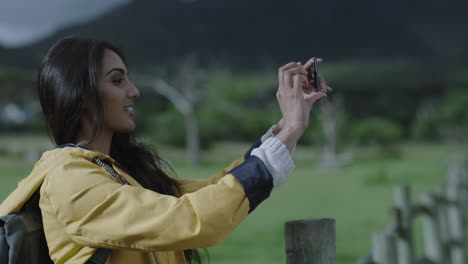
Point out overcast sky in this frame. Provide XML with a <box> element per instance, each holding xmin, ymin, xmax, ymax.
<box><xmin>0</xmin><ymin>0</ymin><xmax>131</xmax><ymax>48</ymax></box>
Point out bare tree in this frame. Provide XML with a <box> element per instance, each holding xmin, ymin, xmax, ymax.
<box><xmin>318</xmin><ymin>95</ymin><xmax>352</xmax><ymax>167</ymax></box>
<box><xmin>139</xmin><ymin>55</ymin><xmax>207</xmax><ymax>165</ymax></box>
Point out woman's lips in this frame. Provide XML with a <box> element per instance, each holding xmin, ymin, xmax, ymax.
<box><xmin>123</xmin><ymin>106</ymin><xmax>135</xmax><ymax>115</ymax></box>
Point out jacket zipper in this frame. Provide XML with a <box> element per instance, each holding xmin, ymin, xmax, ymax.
<box><xmin>93</xmin><ymin>157</ymin><xmax>161</xmax><ymax>264</ymax></box>
<box><xmin>152</xmin><ymin>252</ymin><xmax>160</xmax><ymax>264</ymax></box>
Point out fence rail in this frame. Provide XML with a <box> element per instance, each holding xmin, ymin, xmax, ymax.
<box><xmin>284</xmin><ymin>158</ymin><xmax>468</xmax><ymax>264</ymax></box>
<box><xmin>357</xmin><ymin>159</ymin><xmax>468</xmax><ymax>264</ymax></box>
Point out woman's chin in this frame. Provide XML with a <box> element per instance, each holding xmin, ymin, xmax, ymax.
<box><xmin>117</xmin><ymin>123</ymin><xmax>136</xmax><ymax>133</ymax></box>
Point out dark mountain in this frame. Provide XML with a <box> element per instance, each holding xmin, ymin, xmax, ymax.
<box><xmin>1</xmin><ymin>0</ymin><xmax>468</xmax><ymax>70</ymax></box>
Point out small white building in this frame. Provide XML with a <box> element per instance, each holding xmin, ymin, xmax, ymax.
<box><xmin>1</xmin><ymin>103</ymin><xmax>27</xmax><ymax>124</ymax></box>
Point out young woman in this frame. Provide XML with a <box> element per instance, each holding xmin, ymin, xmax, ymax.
<box><xmin>0</xmin><ymin>37</ymin><xmax>330</xmax><ymax>264</ymax></box>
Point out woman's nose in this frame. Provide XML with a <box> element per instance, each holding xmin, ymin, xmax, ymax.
<box><xmin>128</xmin><ymin>81</ymin><xmax>140</xmax><ymax>98</ymax></box>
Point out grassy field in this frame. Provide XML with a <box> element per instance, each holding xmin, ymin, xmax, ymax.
<box><xmin>0</xmin><ymin>135</ymin><xmax>465</xmax><ymax>263</ymax></box>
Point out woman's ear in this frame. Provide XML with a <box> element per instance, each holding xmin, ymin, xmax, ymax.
<box><xmin>80</xmin><ymin>99</ymin><xmax>96</xmax><ymax>125</ymax></box>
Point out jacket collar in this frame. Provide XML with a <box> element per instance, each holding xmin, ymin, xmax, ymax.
<box><xmin>55</xmin><ymin>143</ymin><xmax>117</xmax><ymax>164</ymax></box>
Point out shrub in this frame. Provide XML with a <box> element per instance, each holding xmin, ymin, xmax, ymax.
<box><xmin>351</xmin><ymin>118</ymin><xmax>403</xmax><ymax>147</ymax></box>
<box><xmin>410</xmin><ymin>99</ymin><xmax>440</xmax><ymax>141</ymax></box>
<box><xmin>411</xmin><ymin>90</ymin><xmax>468</xmax><ymax>142</ymax></box>
<box><xmin>146</xmin><ymin>108</ymin><xmax>186</xmax><ymax>147</ymax></box>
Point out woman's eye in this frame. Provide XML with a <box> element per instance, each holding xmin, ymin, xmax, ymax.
<box><xmin>112</xmin><ymin>78</ymin><xmax>123</xmax><ymax>85</ymax></box>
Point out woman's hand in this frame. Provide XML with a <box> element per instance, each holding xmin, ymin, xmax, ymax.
<box><xmin>273</xmin><ymin>60</ymin><xmax>331</xmax><ymax>150</ymax></box>
<box><xmin>273</xmin><ymin>59</ymin><xmax>332</xmax><ymax>139</ymax></box>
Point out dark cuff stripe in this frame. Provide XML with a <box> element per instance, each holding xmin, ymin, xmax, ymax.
<box><xmin>244</xmin><ymin>137</ymin><xmax>263</xmax><ymax>159</ymax></box>
<box><xmin>229</xmin><ymin>156</ymin><xmax>273</xmax><ymax>213</ymax></box>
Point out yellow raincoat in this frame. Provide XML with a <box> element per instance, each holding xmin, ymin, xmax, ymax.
<box><xmin>0</xmin><ymin>142</ymin><xmax>273</xmax><ymax>264</ymax></box>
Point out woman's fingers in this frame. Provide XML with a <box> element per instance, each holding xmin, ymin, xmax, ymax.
<box><xmin>278</xmin><ymin>62</ymin><xmax>295</xmax><ymax>90</ymax></box>
<box><xmin>302</xmin><ymin>78</ymin><xmax>310</xmax><ymax>91</ymax></box>
<box><xmin>284</xmin><ymin>67</ymin><xmax>308</xmax><ymax>89</ymax></box>
<box><xmin>318</xmin><ymin>74</ymin><xmax>333</xmax><ymax>92</ymax></box>
<box><xmin>304</xmin><ymin>91</ymin><xmax>327</xmax><ymax>105</ymax></box>
<box><xmin>278</xmin><ymin>59</ymin><xmax>331</xmax><ymax>115</ymax></box>
<box><xmin>278</xmin><ymin>74</ymin><xmax>307</xmax><ymax>106</ymax></box>
<box><xmin>302</xmin><ymin>58</ymin><xmax>323</xmax><ymax>91</ymax></box>
<box><xmin>293</xmin><ymin>74</ymin><xmax>308</xmax><ymax>94</ymax></box>
<box><xmin>279</xmin><ymin>62</ymin><xmax>302</xmax><ymax>89</ymax></box>
<box><xmin>302</xmin><ymin>57</ymin><xmax>323</xmax><ymax>72</ymax></box>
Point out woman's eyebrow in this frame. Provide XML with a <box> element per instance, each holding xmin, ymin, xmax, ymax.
<box><xmin>105</xmin><ymin>67</ymin><xmax>126</xmax><ymax>76</ymax></box>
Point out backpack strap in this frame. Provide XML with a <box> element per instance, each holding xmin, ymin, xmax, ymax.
<box><xmin>85</xmin><ymin>248</ymin><xmax>112</xmax><ymax>264</ymax></box>
<box><xmin>21</xmin><ymin>190</ymin><xmax>112</xmax><ymax>264</ymax></box>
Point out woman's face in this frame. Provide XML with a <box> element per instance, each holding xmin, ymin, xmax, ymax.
<box><xmin>98</xmin><ymin>49</ymin><xmax>140</xmax><ymax>134</ymax></box>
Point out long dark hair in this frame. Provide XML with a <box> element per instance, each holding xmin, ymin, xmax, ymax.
<box><xmin>37</xmin><ymin>37</ymin><xmax>202</xmax><ymax>263</ymax></box>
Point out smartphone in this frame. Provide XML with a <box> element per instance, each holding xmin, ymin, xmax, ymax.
<box><xmin>307</xmin><ymin>57</ymin><xmax>320</xmax><ymax>92</ymax></box>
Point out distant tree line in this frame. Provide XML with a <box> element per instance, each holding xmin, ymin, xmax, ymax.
<box><xmin>1</xmin><ymin>58</ymin><xmax>468</xmax><ymax>150</ymax></box>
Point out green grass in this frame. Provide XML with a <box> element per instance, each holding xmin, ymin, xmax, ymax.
<box><xmin>0</xmin><ymin>136</ymin><xmax>464</xmax><ymax>263</ymax></box>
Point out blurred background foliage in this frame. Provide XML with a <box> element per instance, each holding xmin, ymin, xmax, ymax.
<box><xmin>2</xmin><ymin>62</ymin><xmax>467</xmax><ymax>150</ymax></box>
<box><xmin>2</xmin><ymin>0</ymin><xmax>468</xmax><ymax>152</ymax></box>
<box><xmin>2</xmin><ymin>1</ymin><xmax>468</xmax><ymax>263</ymax></box>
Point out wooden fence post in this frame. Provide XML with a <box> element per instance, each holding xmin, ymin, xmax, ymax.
<box><xmin>372</xmin><ymin>230</ymin><xmax>397</xmax><ymax>264</ymax></box>
<box><xmin>446</xmin><ymin>165</ymin><xmax>465</xmax><ymax>264</ymax></box>
<box><xmin>435</xmin><ymin>185</ymin><xmax>451</xmax><ymax>261</ymax></box>
<box><xmin>356</xmin><ymin>254</ymin><xmax>374</xmax><ymax>264</ymax></box>
<box><xmin>420</xmin><ymin>193</ymin><xmax>443</xmax><ymax>264</ymax></box>
<box><xmin>394</xmin><ymin>184</ymin><xmax>414</xmax><ymax>264</ymax></box>
<box><xmin>458</xmin><ymin>159</ymin><xmax>468</xmax><ymax>218</ymax></box>
<box><xmin>285</xmin><ymin>218</ymin><xmax>336</xmax><ymax>264</ymax></box>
